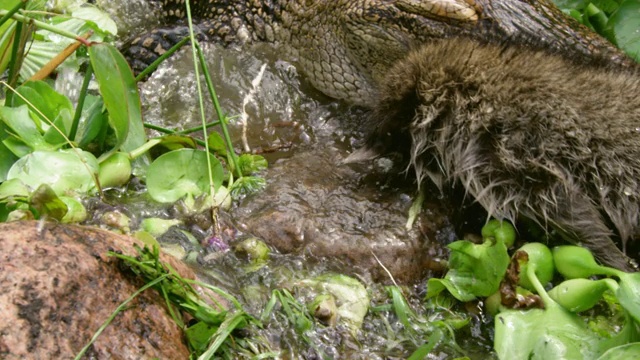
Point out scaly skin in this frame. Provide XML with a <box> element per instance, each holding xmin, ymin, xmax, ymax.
<box><xmin>126</xmin><ymin>0</ymin><xmax>634</xmax><ymax>105</ymax></box>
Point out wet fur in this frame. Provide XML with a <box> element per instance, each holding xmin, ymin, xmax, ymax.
<box><xmin>363</xmin><ymin>38</ymin><xmax>640</xmax><ymax>270</ymax></box>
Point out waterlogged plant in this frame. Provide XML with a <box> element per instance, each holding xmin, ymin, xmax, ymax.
<box><xmin>428</xmin><ymin>219</ymin><xmax>640</xmax><ymax>359</ymax></box>
<box><xmin>552</xmin><ymin>0</ymin><xmax>640</xmax><ymax>61</ymax></box>
<box><xmin>0</xmin><ymin>0</ymin><xmax>268</xmax><ymax>224</ymax></box>
<box><xmin>426</xmin><ymin>219</ymin><xmax>513</xmax><ymax>301</ymax></box>
<box><xmin>106</xmin><ymin>245</ymin><xmax>258</xmax><ymax>358</ymax></box>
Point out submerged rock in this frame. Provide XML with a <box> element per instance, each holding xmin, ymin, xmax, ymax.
<box><xmin>0</xmin><ymin>221</ymin><xmax>191</xmax><ymax>359</ymax></box>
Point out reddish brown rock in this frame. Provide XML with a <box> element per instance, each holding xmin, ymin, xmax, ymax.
<box><xmin>0</xmin><ymin>221</ymin><xmax>191</xmax><ymax>360</ymax></box>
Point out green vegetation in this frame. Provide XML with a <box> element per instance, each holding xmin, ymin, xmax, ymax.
<box><xmin>0</xmin><ymin>0</ymin><xmax>267</xmax><ymax>224</ymax></box>
<box><xmin>2</xmin><ymin>0</ymin><xmax>639</xmax><ymax>359</ymax></box>
<box><xmin>553</xmin><ymin>0</ymin><xmax>640</xmax><ymax>61</ymax></box>
<box><xmin>432</xmin><ymin>220</ymin><xmax>640</xmax><ymax>359</ymax></box>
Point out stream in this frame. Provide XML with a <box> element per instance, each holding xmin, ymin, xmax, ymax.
<box><xmin>73</xmin><ymin>0</ymin><xmax>497</xmax><ymax>357</ymax></box>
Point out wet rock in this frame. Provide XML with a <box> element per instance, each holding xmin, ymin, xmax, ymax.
<box><xmin>0</xmin><ymin>221</ymin><xmax>191</xmax><ymax>360</ymax></box>
<box><xmin>232</xmin><ymin>147</ymin><xmax>456</xmax><ymax>283</ymax></box>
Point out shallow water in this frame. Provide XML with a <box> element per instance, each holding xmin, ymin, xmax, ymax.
<box><xmin>78</xmin><ymin>3</ymin><xmax>496</xmax><ymax>358</ymax></box>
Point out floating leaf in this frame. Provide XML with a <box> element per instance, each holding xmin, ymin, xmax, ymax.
<box><xmin>427</xmin><ymin>237</ymin><xmax>510</xmax><ymax>301</ymax></box>
<box><xmin>7</xmin><ymin>149</ymin><xmax>98</xmax><ymax>195</ymax></box>
<box><xmin>146</xmin><ymin>149</ymin><xmax>224</xmax><ymax>203</ymax></box>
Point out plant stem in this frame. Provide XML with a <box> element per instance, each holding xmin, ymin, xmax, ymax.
<box><xmin>134</xmin><ymin>36</ymin><xmax>190</xmax><ymax>82</ymax></box>
<box><xmin>0</xmin><ymin>10</ymin><xmax>92</xmax><ymax>44</ymax></box>
<box><xmin>69</xmin><ymin>63</ymin><xmax>93</xmax><ymax>141</ymax></box>
<box><xmin>0</xmin><ymin>1</ymin><xmax>25</xmax><ymax>28</ymax></box>
<box><xmin>195</xmin><ymin>42</ymin><xmax>240</xmax><ymax>178</ymax></box>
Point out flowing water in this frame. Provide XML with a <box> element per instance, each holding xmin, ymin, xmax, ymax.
<box><xmin>74</xmin><ymin>1</ymin><xmax>497</xmax><ymax>357</ymax></box>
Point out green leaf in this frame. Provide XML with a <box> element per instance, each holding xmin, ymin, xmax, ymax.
<box><xmin>71</xmin><ymin>6</ymin><xmax>118</xmax><ymax>36</ymax></box>
<box><xmin>426</xmin><ymin>238</ymin><xmax>510</xmax><ymax>301</ymax></box>
<box><xmin>185</xmin><ymin>321</ymin><xmax>219</xmax><ymax>354</ymax></box>
<box><xmin>7</xmin><ymin>149</ymin><xmax>98</xmax><ymax>195</ymax></box>
<box><xmin>88</xmin><ymin>43</ymin><xmax>143</xmax><ymax>154</ymax></box>
<box><xmin>0</xmin><ymin>105</ymin><xmax>54</xmax><ymax>154</ymax></box>
<box><xmin>617</xmin><ymin>272</ymin><xmax>640</xmax><ymax>323</ymax></box>
<box><xmin>494</xmin><ymin>306</ymin><xmax>600</xmax><ymax>360</ymax></box>
<box><xmin>608</xmin><ymin>0</ymin><xmax>640</xmax><ymax>62</ymax></box>
<box><xmin>598</xmin><ymin>343</ymin><xmax>640</xmax><ymax>360</ymax></box>
<box><xmin>146</xmin><ymin>149</ymin><xmax>224</xmax><ymax>203</ymax></box>
<box><xmin>0</xmin><ymin>135</ymin><xmax>18</xmax><ymax>181</ymax></box>
<box><xmin>207</xmin><ymin>131</ymin><xmax>228</xmax><ymax>157</ymax></box>
<box><xmin>12</xmin><ymin>81</ymin><xmax>74</xmax><ymax>145</ymax></box>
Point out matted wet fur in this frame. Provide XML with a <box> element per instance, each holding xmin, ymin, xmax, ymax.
<box><xmin>357</xmin><ymin>38</ymin><xmax>640</xmax><ymax>270</ymax></box>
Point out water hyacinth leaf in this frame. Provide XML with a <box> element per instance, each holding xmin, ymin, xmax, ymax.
<box><xmin>548</xmin><ymin>278</ymin><xmax>614</xmax><ymax>313</ymax></box>
<box><xmin>77</xmin><ymin>95</ymin><xmax>107</xmax><ymax>148</ymax></box>
<box><xmin>552</xmin><ymin>245</ymin><xmax>614</xmax><ymax>279</ymax></box>
<box><xmin>0</xmin><ymin>178</ymin><xmax>30</xmax><ymax>200</ymax></box>
<box><xmin>299</xmin><ymin>274</ymin><xmax>369</xmax><ymax>333</ymax></box>
<box><xmin>154</xmin><ymin>134</ymin><xmax>198</xmax><ymax>151</ymax></box>
<box><xmin>427</xmin><ymin>238</ymin><xmax>510</xmax><ymax>301</ymax></box>
<box><xmin>146</xmin><ymin>149</ymin><xmax>224</xmax><ymax>203</ymax></box>
<box><xmin>0</xmin><ymin>105</ymin><xmax>54</xmax><ymax>154</ymax></box>
<box><xmin>7</xmin><ymin>149</ymin><xmax>98</xmax><ymax>195</ymax></box>
<box><xmin>616</xmin><ymin>272</ymin><xmax>640</xmax><ymax>323</ymax></box>
<box><xmin>207</xmin><ymin>132</ymin><xmax>227</xmax><ymax>157</ymax></box>
<box><xmin>494</xmin><ymin>306</ymin><xmax>600</xmax><ymax>360</ymax></box>
<box><xmin>88</xmin><ymin>43</ymin><xmax>139</xmax><ymax>152</ymax></box>
<box><xmin>98</xmin><ymin>152</ymin><xmax>131</xmax><ymax>188</ymax></box>
<box><xmin>608</xmin><ymin>0</ymin><xmax>640</xmax><ymax>62</ymax></box>
<box><xmin>59</xmin><ymin>195</ymin><xmax>87</xmax><ymax>223</ymax></box>
<box><xmin>598</xmin><ymin>343</ymin><xmax>640</xmax><ymax>360</ymax></box>
<box><xmin>516</xmin><ymin>243</ymin><xmax>555</xmax><ymax>291</ymax></box>
<box><xmin>71</xmin><ymin>6</ymin><xmax>118</xmax><ymax>36</ymax></box>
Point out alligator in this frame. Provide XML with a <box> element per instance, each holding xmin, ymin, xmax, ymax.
<box><xmin>124</xmin><ymin>1</ymin><xmax>639</xmax><ymax>270</ymax></box>
<box><xmin>126</xmin><ymin>0</ymin><xmax>635</xmax><ymax>106</ymax></box>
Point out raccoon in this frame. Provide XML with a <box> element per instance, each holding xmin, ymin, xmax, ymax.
<box><xmin>354</xmin><ymin>38</ymin><xmax>640</xmax><ymax>271</ymax></box>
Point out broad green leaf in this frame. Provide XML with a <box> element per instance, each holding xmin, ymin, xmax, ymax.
<box><xmin>7</xmin><ymin>149</ymin><xmax>98</xmax><ymax>195</ymax></box>
<box><xmin>0</xmin><ymin>134</ymin><xmax>18</xmax><ymax>181</ymax></box>
<box><xmin>0</xmin><ymin>16</ymin><xmax>17</xmax><ymax>76</ymax></box>
<box><xmin>495</xmin><ymin>306</ymin><xmax>600</xmax><ymax>360</ymax></box>
<box><xmin>598</xmin><ymin>343</ymin><xmax>640</xmax><ymax>360</ymax></box>
<box><xmin>12</xmin><ymin>81</ymin><xmax>74</xmax><ymax>145</ymax></box>
<box><xmin>426</xmin><ymin>238</ymin><xmax>510</xmax><ymax>301</ymax></box>
<box><xmin>89</xmin><ymin>43</ymin><xmax>143</xmax><ymax>154</ymax></box>
<box><xmin>146</xmin><ymin>149</ymin><xmax>224</xmax><ymax>203</ymax></box>
<box><xmin>207</xmin><ymin>132</ymin><xmax>228</xmax><ymax>157</ymax></box>
<box><xmin>617</xmin><ymin>272</ymin><xmax>640</xmax><ymax>323</ymax></box>
<box><xmin>0</xmin><ymin>178</ymin><xmax>30</xmax><ymax>200</ymax></box>
<box><xmin>59</xmin><ymin>195</ymin><xmax>87</xmax><ymax>223</ymax></box>
<box><xmin>0</xmin><ymin>105</ymin><xmax>54</xmax><ymax>154</ymax></box>
<box><xmin>608</xmin><ymin>0</ymin><xmax>640</xmax><ymax>62</ymax></box>
<box><xmin>72</xmin><ymin>6</ymin><xmax>118</xmax><ymax>36</ymax></box>
<box><xmin>299</xmin><ymin>274</ymin><xmax>369</xmax><ymax>333</ymax></box>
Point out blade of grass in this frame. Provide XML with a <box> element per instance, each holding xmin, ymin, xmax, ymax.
<box><xmin>74</xmin><ymin>273</ymin><xmax>170</xmax><ymax>360</ymax></box>
<box><xmin>195</xmin><ymin>42</ymin><xmax>239</xmax><ymax>177</ymax></box>
<box><xmin>184</xmin><ymin>0</ymin><xmax>223</xmax><ymax>205</ymax></box>
<box><xmin>197</xmin><ymin>311</ymin><xmax>248</xmax><ymax>360</ymax></box>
